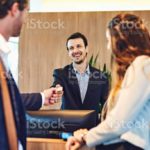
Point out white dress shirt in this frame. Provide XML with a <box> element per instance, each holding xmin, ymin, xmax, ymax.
<box><xmin>73</xmin><ymin>64</ymin><xmax>90</xmax><ymax>103</ymax></box>
<box><xmin>86</xmin><ymin>55</ymin><xmax>150</xmax><ymax>150</ymax></box>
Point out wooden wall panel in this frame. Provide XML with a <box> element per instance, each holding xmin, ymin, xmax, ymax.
<box><xmin>19</xmin><ymin>11</ymin><xmax>150</xmax><ymax>92</ymax></box>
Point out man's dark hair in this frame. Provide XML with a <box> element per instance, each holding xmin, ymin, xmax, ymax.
<box><xmin>0</xmin><ymin>0</ymin><xmax>28</xmax><ymax>19</ymax></box>
<box><xmin>66</xmin><ymin>32</ymin><xmax>88</xmax><ymax>50</ymax></box>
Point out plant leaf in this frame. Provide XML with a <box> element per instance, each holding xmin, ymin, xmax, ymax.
<box><xmin>93</xmin><ymin>53</ymin><xmax>99</xmax><ymax>67</ymax></box>
<box><xmin>89</xmin><ymin>54</ymin><xmax>94</xmax><ymax>66</ymax></box>
<box><xmin>103</xmin><ymin>63</ymin><xmax>106</xmax><ymax>72</ymax></box>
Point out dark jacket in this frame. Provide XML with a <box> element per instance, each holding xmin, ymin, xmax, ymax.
<box><xmin>52</xmin><ymin>64</ymin><xmax>109</xmax><ymax>115</ymax></box>
<box><xmin>0</xmin><ymin>72</ymin><xmax>42</xmax><ymax>150</ymax></box>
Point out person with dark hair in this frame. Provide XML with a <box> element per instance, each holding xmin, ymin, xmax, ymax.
<box><xmin>66</xmin><ymin>14</ymin><xmax>150</xmax><ymax>150</ymax></box>
<box><xmin>0</xmin><ymin>0</ymin><xmax>63</xmax><ymax>149</ymax></box>
<box><xmin>52</xmin><ymin>32</ymin><xmax>109</xmax><ymax>120</ymax></box>
<box><xmin>0</xmin><ymin>0</ymin><xmax>28</xmax><ymax>19</ymax></box>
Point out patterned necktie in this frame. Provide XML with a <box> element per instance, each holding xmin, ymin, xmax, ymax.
<box><xmin>0</xmin><ymin>58</ymin><xmax>18</xmax><ymax>150</ymax></box>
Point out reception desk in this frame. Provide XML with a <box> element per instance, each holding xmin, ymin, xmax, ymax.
<box><xmin>27</xmin><ymin>138</ymin><xmax>95</xmax><ymax>150</ymax></box>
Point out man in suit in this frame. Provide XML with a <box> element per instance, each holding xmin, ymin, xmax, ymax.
<box><xmin>52</xmin><ymin>32</ymin><xmax>109</xmax><ymax>117</ymax></box>
<box><xmin>0</xmin><ymin>0</ymin><xmax>63</xmax><ymax>149</ymax></box>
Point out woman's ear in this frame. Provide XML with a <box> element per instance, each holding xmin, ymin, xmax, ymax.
<box><xmin>116</xmin><ymin>39</ymin><xmax>128</xmax><ymax>52</ymax></box>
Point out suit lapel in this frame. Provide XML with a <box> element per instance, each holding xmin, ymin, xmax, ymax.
<box><xmin>7</xmin><ymin>71</ymin><xmax>21</xmax><ymax>128</ymax></box>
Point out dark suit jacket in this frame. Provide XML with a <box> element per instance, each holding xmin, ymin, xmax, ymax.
<box><xmin>52</xmin><ymin>64</ymin><xmax>109</xmax><ymax>115</ymax></box>
<box><xmin>0</xmin><ymin>72</ymin><xmax>42</xmax><ymax>150</ymax></box>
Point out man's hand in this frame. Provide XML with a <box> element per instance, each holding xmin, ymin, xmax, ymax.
<box><xmin>43</xmin><ymin>84</ymin><xmax>63</xmax><ymax>106</ymax></box>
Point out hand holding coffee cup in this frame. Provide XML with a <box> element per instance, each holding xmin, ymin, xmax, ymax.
<box><xmin>42</xmin><ymin>85</ymin><xmax>63</xmax><ymax>106</ymax></box>
<box><xmin>55</xmin><ymin>85</ymin><xmax>63</xmax><ymax>103</ymax></box>
<box><xmin>50</xmin><ymin>84</ymin><xmax>63</xmax><ymax>103</ymax></box>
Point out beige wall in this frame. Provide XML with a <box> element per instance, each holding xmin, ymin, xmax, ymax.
<box><xmin>19</xmin><ymin>11</ymin><xmax>150</xmax><ymax>92</ymax></box>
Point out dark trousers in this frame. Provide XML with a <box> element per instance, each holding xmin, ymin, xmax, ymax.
<box><xmin>96</xmin><ymin>142</ymin><xmax>143</xmax><ymax>150</ymax></box>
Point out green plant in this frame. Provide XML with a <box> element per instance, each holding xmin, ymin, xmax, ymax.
<box><xmin>89</xmin><ymin>54</ymin><xmax>111</xmax><ymax>81</ymax></box>
<box><xmin>101</xmin><ymin>63</ymin><xmax>111</xmax><ymax>83</ymax></box>
<box><xmin>89</xmin><ymin>54</ymin><xmax>111</xmax><ymax>113</ymax></box>
<box><xmin>89</xmin><ymin>53</ymin><xmax>99</xmax><ymax>68</ymax></box>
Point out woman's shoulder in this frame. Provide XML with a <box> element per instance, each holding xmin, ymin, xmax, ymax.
<box><xmin>132</xmin><ymin>55</ymin><xmax>150</xmax><ymax>75</ymax></box>
<box><xmin>132</xmin><ymin>55</ymin><xmax>150</xmax><ymax>67</ymax></box>
<box><xmin>122</xmin><ymin>55</ymin><xmax>150</xmax><ymax>88</ymax></box>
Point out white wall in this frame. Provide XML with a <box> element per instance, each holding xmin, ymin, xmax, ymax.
<box><xmin>30</xmin><ymin>0</ymin><xmax>150</xmax><ymax>12</ymax></box>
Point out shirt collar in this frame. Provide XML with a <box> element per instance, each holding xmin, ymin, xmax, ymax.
<box><xmin>0</xmin><ymin>34</ymin><xmax>11</xmax><ymax>72</ymax></box>
<box><xmin>73</xmin><ymin>63</ymin><xmax>90</xmax><ymax>75</ymax></box>
<box><xmin>0</xmin><ymin>34</ymin><xmax>11</xmax><ymax>54</ymax></box>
